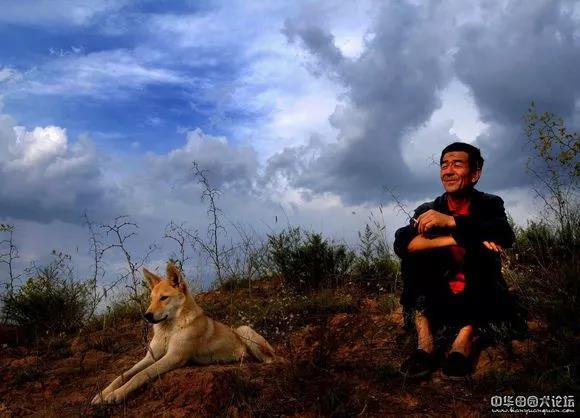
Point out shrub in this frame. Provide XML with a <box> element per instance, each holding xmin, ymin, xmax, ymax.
<box><xmin>352</xmin><ymin>223</ymin><xmax>400</xmax><ymax>292</ymax></box>
<box><xmin>88</xmin><ymin>288</ymin><xmax>149</xmax><ymax>330</ymax></box>
<box><xmin>217</xmin><ymin>274</ymin><xmax>249</xmax><ymax>291</ymax></box>
<box><xmin>1</xmin><ymin>251</ymin><xmax>91</xmax><ymax>336</ymax></box>
<box><xmin>505</xmin><ymin>212</ymin><xmax>580</xmax><ymax>331</ymax></box>
<box><xmin>268</xmin><ymin>227</ymin><xmax>355</xmax><ymax>291</ymax></box>
<box><xmin>513</xmin><ymin>216</ymin><xmax>579</xmax><ymax>266</ymax></box>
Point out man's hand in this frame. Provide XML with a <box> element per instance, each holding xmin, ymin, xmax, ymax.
<box><xmin>415</xmin><ymin>209</ymin><xmax>456</xmax><ymax>234</ymax></box>
<box><xmin>483</xmin><ymin>241</ymin><xmax>503</xmax><ymax>253</ymax></box>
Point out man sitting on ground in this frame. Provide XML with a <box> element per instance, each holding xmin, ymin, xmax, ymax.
<box><xmin>394</xmin><ymin>142</ymin><xmax>525</xmax><ymax>379</ymax></box>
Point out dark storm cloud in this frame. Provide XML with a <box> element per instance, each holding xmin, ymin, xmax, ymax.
<box><xmin>278</xmin><ymin>1</ymin><xmax>455</xmax><ymax>203</ymax></box>
<box><xmin>455</xmin><ymin>0</ymin><xmax>580</xmax><ymax>125</ymax></box>
<box><xmin>282</xmin><ymin>20</ymin><xmax>345</xmax><ymax>74</ymax></box>
<box><xmin>261</xmin><ymin>135</ymin><xmax>323</xmax><ymax>189</ymax></box>
<box><xmin>274</xmin><ymin>0</ymin><xmax>580</xmax><ymax>203</ymax></box>
<box><xmin>147</xmin><ymin>128</ymin><xmax>259</xmax><ymax>195</ymax></box>
<box><xmin>474</xmin><ymin>124</ymin><xmax>531</xmax><ymax>191</ymax></box>
<box><xmin>456</xmin><ymin>0</ymin><xmax>580</xmax><ymax>189</ymax></box>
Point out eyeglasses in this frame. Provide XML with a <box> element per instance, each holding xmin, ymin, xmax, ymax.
<box><xmin>440</xmin><ymin>161</ymin><xmax>467</xmax><ymax>170</ymax></box>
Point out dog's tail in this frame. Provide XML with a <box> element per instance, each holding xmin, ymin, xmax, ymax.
<box><xmin>235</xmin><ymin>326</ymin><xmax>275</xmax><ymax>363</ymax></box>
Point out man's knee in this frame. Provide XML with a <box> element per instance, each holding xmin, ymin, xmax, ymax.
<box><xmin>403</xmin><ymin>248</ymin><xmax>453</xmax><ymax>277</ymax></box>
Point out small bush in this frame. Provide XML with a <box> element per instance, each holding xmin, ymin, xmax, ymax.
<box><xmin>1</xmin><ymin>252</ymin><xmax>91</xmax><ymax>336</ymax></box>
<box><xmin>505</xmin><ymin>214</ymin><xmax>579</xmax><ymax>331</ymax></box>
<box><xmin>513</xmin><ymin>218</ymin><xmax>579</xmax><ymax>265</ymax></box>
<box><xmin>89</xmin><ymin>289</ymin><xmax>149</xmax><ymax>330</ymax></box>
<box><xmin>217</xmin><ymin>274</ymin><xmax>251</xmax><ymax>292</ymax></box>
<box><xmin>268</xmin><ymin>227</ymin><xmax>355</xmax><ymax>291</ymax></box>
<box><xmin>352</xmin><ymin>223</ymin><xmax>400</xmax><ymax>293</ymax></box>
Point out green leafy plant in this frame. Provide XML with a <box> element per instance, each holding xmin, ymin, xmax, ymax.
<box><xmin>352</xmin><ymin>211</ymin><xmax>400</xmax><ymax>292</ymax></box>
<box><xmin>2</xmin><ymin>251</ymin><xmax>91</xmax><ymax>336</ymax></box>
<box><xmin>524</xmin><ymin>102</ymin><xmax>579</xmax><ymax>240</ymax></box>
<box><xmin>267</xmin><ymin>227</ymin><xmax>355</xmax><ymax>291</ymax></box>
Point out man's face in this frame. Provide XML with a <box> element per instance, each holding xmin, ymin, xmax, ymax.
<box><xmin>440</xmin><ymin>151</ymin><xmax>481</xmax><ymax>194</ymax></box>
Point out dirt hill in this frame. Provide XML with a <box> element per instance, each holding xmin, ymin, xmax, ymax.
<box><xmin>0</xmin><ymin>279</ymin><xmax>565</xmax><ymax>417</ymax></box>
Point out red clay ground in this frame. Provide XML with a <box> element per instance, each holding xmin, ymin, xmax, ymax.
<box><xmin>0</xmin><ymin>281</ymin><xmax>545</xmax><ymax>417</ymax></box>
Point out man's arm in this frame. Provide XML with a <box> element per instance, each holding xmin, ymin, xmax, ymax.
<box><xmin>407</xmin><ymin>234</ymin><xmax>457</xmax><ymax>252</ymax></box>
<box><xmin>393</xmin><ymin>202</ymin><xmax>434</xmax><ymax>258</ymax></box>
<box><xmin>405</xmin><ymin>198</ymin><xmax>512</xmax><ymax>253</ymax></box>
<box><xmin>451</xmin><ymin>196</ymin><xmax>515</xmax><ymax>250</ymax></box>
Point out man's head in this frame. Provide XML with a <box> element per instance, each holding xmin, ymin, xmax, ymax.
<box><xmin>439</xmin><ymin>142</ymin><xmax>484</xmax><ymax>194</ymax></box>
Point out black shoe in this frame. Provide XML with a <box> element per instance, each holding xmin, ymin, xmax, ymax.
<box><xmin>441</xmin><ymin>352</ymin><xmax>472</xmax><ymax>380</ymax></box>
<box><xmin>400</xmin><ymin>349</ymin><xmax>435</xmax><ymax>378</ymax></box>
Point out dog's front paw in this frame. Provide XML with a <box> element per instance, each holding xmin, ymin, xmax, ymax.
<box><xmin>91</xmin><ymin>392</ymin><xmax>104</xmax><ymax>405</ymax></box>
<box><xmin>102</xmin><ymin>390</ymin><xmax>125</xmax><ymax>405</ymax></box>
<box><xmin>91</xmin><ymin>390</ymin><xmax>124</xmax><ymax>405</ymax></box>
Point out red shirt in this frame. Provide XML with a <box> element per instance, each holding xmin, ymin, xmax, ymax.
<box><xmin>447</xmin><ymin>196</ymin><xmax>470</xmax><ymax>294</ymax></box>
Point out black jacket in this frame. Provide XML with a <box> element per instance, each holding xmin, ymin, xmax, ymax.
<box><xmin>394</xmin><ymin>189</ymin><xmax>515</xmax><ymax>258</ymax></box>
<box><xmin>394</xmin><ymin>189</ymin><xmax>520</xmax><ymax>328</ymax></box>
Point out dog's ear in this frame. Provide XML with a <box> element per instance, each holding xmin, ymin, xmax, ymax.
<box><xmin>143</xmin><ymin>268</ymin><xmax>162</xmax><ymax>288</ymax></box>
<box><xmin>166</xmin><ymin>262</ymin><xmax>184</xmax><ymax>288</ymax></box>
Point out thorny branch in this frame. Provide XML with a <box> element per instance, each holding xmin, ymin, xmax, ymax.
<box><xmin>383</xmin><ymin>186</ymin><xmax>416</xmax><ymax>223</ymax></box>
<box><xmin>0</xmin><ymin>223</ymin><xmax>20</xmax><ymax>297</ymax></box>
<box><xmin>164</xmin><ymin>221</ymin><xmax>199</xmax><ymax>271</ymax></box>
<box><xmin>82</xmin><ymin>214</ymin><xmax>124</xmax><ymax>322</ymax></box>
<box><xmin>100</xmin><ymin>215</ymin><xmax>158</xmax><ymax>308</ymax></box>
<box><xmin>193</xmin><ymin>162</ymin><xmax>225</xmax><ymax>284</ymax></box>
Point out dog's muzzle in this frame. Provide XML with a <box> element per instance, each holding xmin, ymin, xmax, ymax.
<box><xmin>144</xmin><ymin>312</ymin><xmax>167</xmax><ymax>324</ymax></box>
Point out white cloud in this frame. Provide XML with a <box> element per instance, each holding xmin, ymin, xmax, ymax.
<box><xmin>8</xmin><ymin>126</ymin><xmax>68</xmax><ymax>168</ymax></box>
<box><xmin>0</xmin><ymin>0</ymin><xmax>129</xmax><ymax>26</ymax></box>
<box><xmin>0</xmin><ymin>110</ymin><xmax>119</xmax><ymax>221</ymax></box>
<box><xmin>0</xmin><ymin>67</ymin><xmax>23</xmax><ymax>84</ymax></box>
<box><xmin>14</xmin><ymin>48</ymin><xmax>188</xmax><ymax>98</ymax></box>
<box><xmin>148</xmin><ymin>13</ymin><xmax>230</xmax><ymax>50</ymax></box>
<box><xmin>234</xmin><ymin>51</ymin><xmax>342</xmax><ymax>161</ymax></box>
<box><xmin>1</xmin><ymin>1</ymin><xmax>372</xmax><ymax>166</ymax></box>
<box><xmin>141</xmin><ymin>0</ymin><xmax>374</xmax><ymax>162</ymax></box>
<box><xmin>146</xmin><ymin>128</ymin><xmax>258</xmax><ymax>193</ymax></box>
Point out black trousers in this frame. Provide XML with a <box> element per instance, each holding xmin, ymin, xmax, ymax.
<box><xmin>400</xmin><ymin>247</ymin><xmax>527</xmax><ymax>340</ymax></box>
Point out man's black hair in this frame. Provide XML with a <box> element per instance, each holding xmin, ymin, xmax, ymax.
<box><xmin>440</xmin><ymin>142</ymin><xmax>484</xmax><ymax>171</ymax></box>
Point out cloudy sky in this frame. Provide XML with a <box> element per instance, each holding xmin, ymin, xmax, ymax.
<box><xmin>1</xmin><ymin>0</ymin><xmax>579</xmax><ymax>286</ymax></box>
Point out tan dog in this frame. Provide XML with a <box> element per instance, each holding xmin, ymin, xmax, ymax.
<box><xmin>91</xmin><ymin>263</ymin><xmax>275</xmax><ymax>405</ymax></box>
